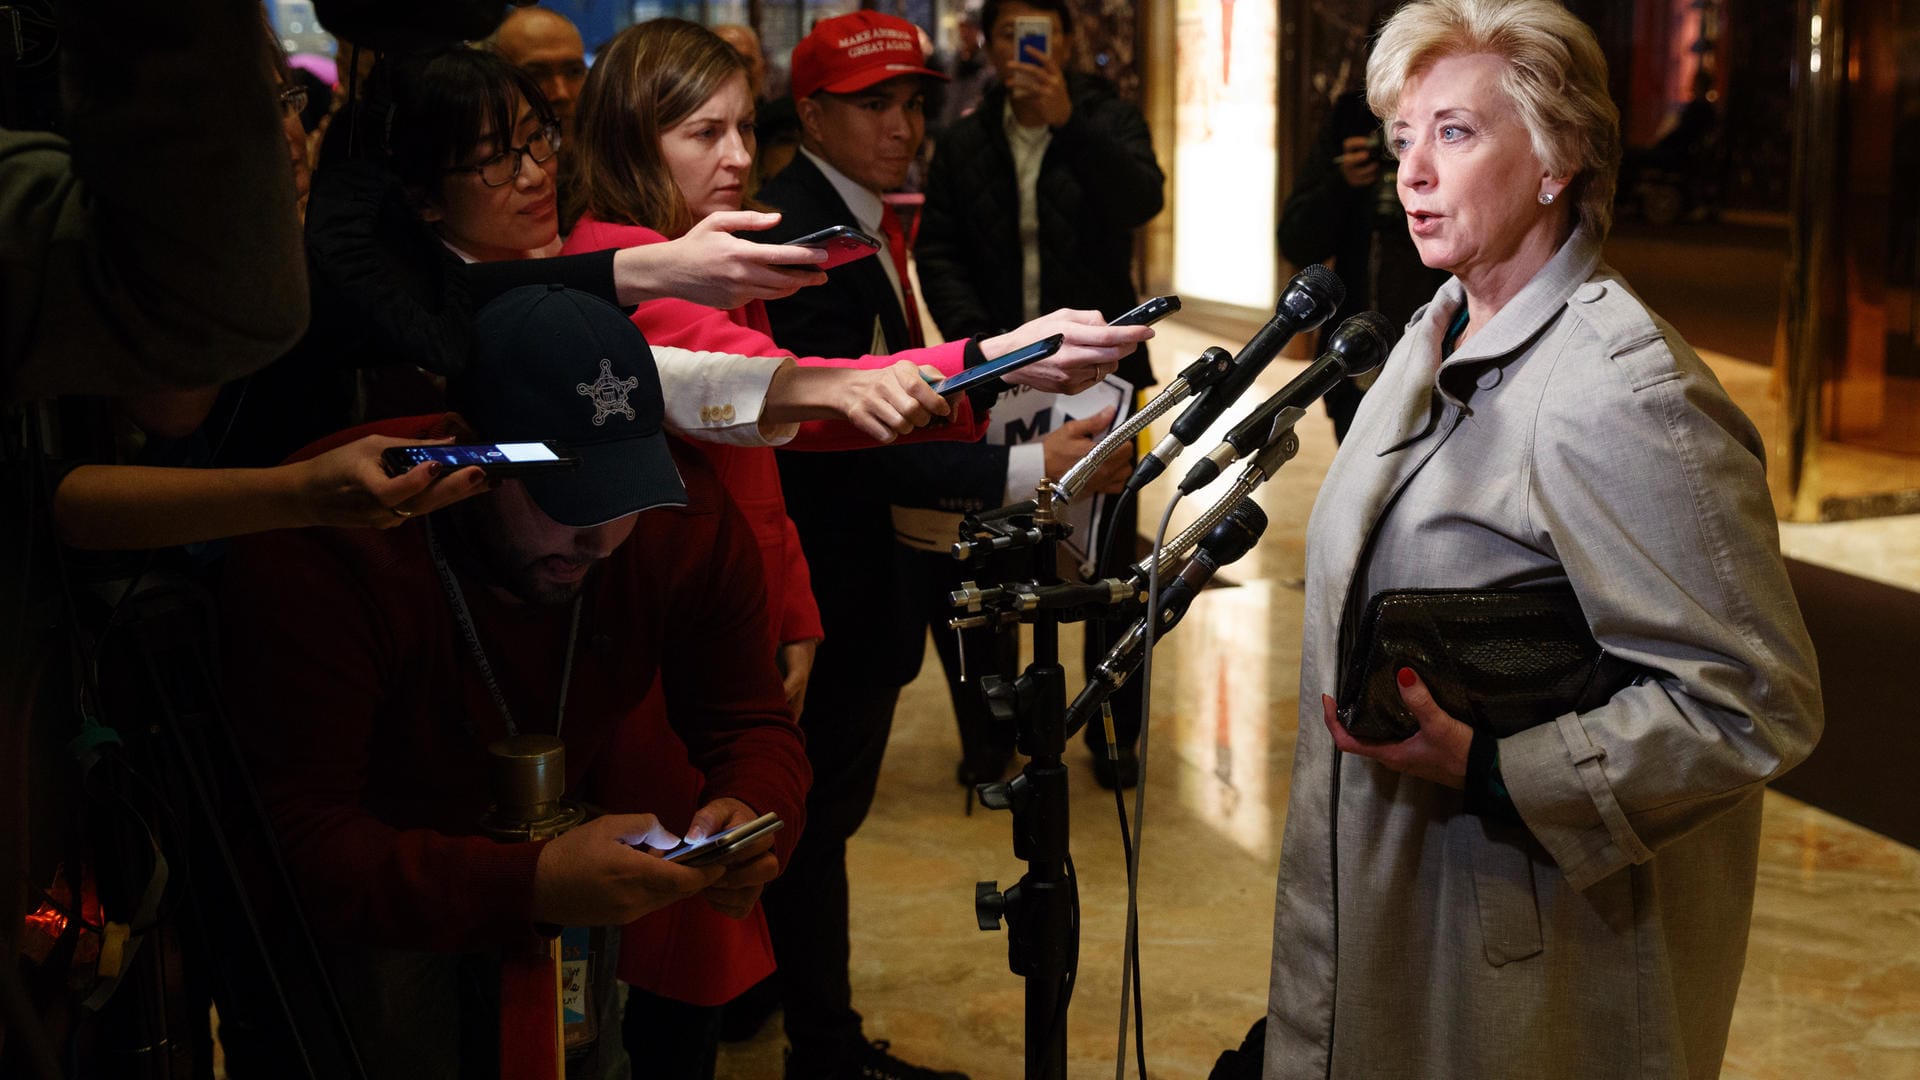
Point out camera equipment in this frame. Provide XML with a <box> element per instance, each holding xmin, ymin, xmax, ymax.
<box><xmin>483</xmin><ymin>735</ymin><xmax>598</xmax><ymax>1073</ymax></box>
<box><xmin>1362</xmin><ymin>129</ymin><xmax>1403</xmax><ymax>223</ymax></box>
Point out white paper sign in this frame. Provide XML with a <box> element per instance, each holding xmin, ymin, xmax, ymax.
<box><xmin>985</xmin><ymin>375</ymin><xmax>1134</xmax><ymax>576</ymax></box>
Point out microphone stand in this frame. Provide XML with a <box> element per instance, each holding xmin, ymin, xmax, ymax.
<box><xmin>942</xmin><ymin>348</ymin><xmax>1241</xmax><ymax>1077</ymax></box>
<box><xmin>946</xmin><ymin>349</ymin><xmax>1307</xmax><ymax>1078</ymax></box>
<box><xmin>950</xmin><ymin>481</ymin><xmax>1083</xmax><ymax>1080</ymax></box>
<box><xmin>1133</xmin><ymin>414</ymin><xmax>1305</xmax><ymax>580</ymax></box>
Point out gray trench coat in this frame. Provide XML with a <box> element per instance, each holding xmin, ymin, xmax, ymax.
<box><xmin>1264</xmin><ymin>230</ymin><xmax>1823</xmax><ymax>1079</ymax></box>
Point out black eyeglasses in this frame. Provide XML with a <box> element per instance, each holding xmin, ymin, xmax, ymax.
<box><xmin>444</xmin><ymin>123</ymin><xmax>563</xmax><ymax>187</ymax></box>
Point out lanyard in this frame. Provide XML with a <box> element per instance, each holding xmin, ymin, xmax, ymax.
<box><xmin>426</xmin><ymin>519</ymin><xmax>581</xmax><ymax>738</ymax></box>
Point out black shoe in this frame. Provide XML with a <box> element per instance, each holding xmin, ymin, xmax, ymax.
<box><xmin>785</xmin><ymin>1039</ymin><xmax>970</xmax><ymax>1080</ymax></box>
<box><xmin>1090</xmin><ymin>745</ymin><xmax>1140</xmax><ymax>790</ymax></box>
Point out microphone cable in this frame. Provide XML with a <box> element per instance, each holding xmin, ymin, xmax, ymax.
<box><xmin>1111</xmin><ymin>489</ymin><xmax>1186</xmax><ymax>1080</ymax></box>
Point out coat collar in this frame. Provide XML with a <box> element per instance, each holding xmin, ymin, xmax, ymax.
<box><xmin>1439</xmin><ymin>227</ymin><xmax>1602</xmax><ymax>376</ymax></box>
<box><xmin>1366</xmin><ymin>228</ymin><xmax>1601</xmax><ymax>456</ymax></box>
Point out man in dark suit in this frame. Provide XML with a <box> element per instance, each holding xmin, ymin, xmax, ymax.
<box><xmin>916</xmin><ymin>0</ymin><xmax>1165</xmax><ymax>786</ymax></box>
<box><xmin>750</xmin><ymin>11</ymin><xmax>1127</xmax><ymax>1080</ymax></box>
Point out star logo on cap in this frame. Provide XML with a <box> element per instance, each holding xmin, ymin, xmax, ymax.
<box><xmin>576</xmin><ymin>359</ymin><xmax>640</xmax><ymax>427</ymax></box>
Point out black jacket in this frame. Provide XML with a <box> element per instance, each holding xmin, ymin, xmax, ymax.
<box><xmin>916</xmin><ymin>72</ymin><xmax>1163</xmax><ymax>390</ymax></box>
<box><xmin>760</xmin><ymin>154</ymin><xmax>1007</xmax><ymax>687</ymax></box>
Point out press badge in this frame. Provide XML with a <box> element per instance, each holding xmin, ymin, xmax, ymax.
<box><xmin>560</xmin><ymin>926</ymin><xmax>595</xmax><ymax>1050</ymax></box>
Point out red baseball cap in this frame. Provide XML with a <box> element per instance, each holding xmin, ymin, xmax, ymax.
<box><xmin>790</xmin><ymin>11</ymin><xmax>948</xmax><ymax>100</ymax></box>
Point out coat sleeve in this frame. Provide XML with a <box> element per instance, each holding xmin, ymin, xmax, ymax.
<box><xmin>914</xmin><ymin>136</ymin><xmax>998</xmax><ymax>340</ymax></box>
<box><xmin>1049</xmin><ymin>89</ymin><xmax>1165</xmax><ymax>231</ymax></box>
<box><xmin>635</xmin><ymin>298</ymin><xmax>987</xmax><ymax>450</ymax></box>
<box><xmin>1276</xmin><ymin>106</ymin><xmax>1362</xmax><ymax>270</ymax></box>
<box><xmin>2</xmin><ymin>0</ymin><xmax>308</xmax><ymax>403</ymax></box>
<box><xmin>863</xmin><ymin>439</ymin><xmax>1012</xmax><ymax>514</ymax></box>
<box><xmin>1498</xmin><ymin>324</ymin><xmax>1823</xmax><ymax>892</ymax></box>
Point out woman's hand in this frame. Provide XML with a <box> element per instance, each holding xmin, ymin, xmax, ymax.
<box><xmin>293</xmin><ymin>435</ymin><xmax>490</xmax><ymax>529</ymax></box>
<box><xmin>617</xmin><ymin>211</ymin><xmax>829</xmax><ymax>309</ymax></box>
<box><xmin>776</xmin><ymin>638</ymin><xmax>820</xmax><ymax>720</ymax></box>
<box><xmin>1321</xmin><ymin>667</ymin><xmax>1473</xmax><ymax>789</ymax></box>
<box><xmin>983</xmin><ymin>310</ymin><xmax>1153</xmax><ymax>395</ymax></box>
<box><xmin>763</xmin><ymin>360</ymin><xmax>952</xmax><ymax>443</ymax></box>
<box><xmin>685</xmin><ymin>798</ymin><xmax>781</xmax><ymax>920</ymax></box>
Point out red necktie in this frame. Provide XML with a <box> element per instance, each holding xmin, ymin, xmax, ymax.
<box><xmin>877</xmin><ymin>208</ymin><xmax>926</xmax><ymax>349</ymax></box>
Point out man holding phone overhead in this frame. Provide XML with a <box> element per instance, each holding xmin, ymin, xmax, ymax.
<box><xmin>917</xmin><ymin>0</ymin><xmax>1168</xmax><ymax>787</ymax></box>
<box><xmin>219</xmin><ymin>287</ymin><xmax>810</xmax><ymax>1077</ymax></box>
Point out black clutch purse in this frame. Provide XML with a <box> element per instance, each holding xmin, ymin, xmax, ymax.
<box><xmin>1335</xmin><ymin>586</ymin><xmax>1646</xmax><ymax>742</ymax></box>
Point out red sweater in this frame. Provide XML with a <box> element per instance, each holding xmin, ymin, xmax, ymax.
<box><xmin>221</xmin><ymin>416</ymin><xmax>810</xmax><ymax>953</ymax></box>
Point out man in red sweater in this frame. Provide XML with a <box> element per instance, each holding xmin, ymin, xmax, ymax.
<box><xmin>219</xmin><ymin>286</ymin><xmax>810</xmax><ymax>1078</ymax></box>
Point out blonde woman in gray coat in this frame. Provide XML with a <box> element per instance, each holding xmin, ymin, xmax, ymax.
<box><xmin>1264</xmin><ymin>2</ymin><xmax>1823</xmax><ymax>1077</ymax></box>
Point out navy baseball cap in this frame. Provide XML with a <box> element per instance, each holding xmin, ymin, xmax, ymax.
<box><xmin>455</xmin><ymin>285</ymin><xmax>686</xmax><ymax>528</ymax></box>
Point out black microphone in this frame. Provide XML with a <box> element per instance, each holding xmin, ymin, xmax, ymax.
<box><xmin>1177</xmin><ymin>311</ymin><xmax>1394</xmax><ymax>494</ymax></box>
<box><xmin>1065</xmin><ymin>499</ymin><xmax>1269</xmax><ymax>734</ymax></box>
<box><xmin>1126</xmin><ymin>266</ymin><xmax>1345</xmax><ymax>493</ymax></box>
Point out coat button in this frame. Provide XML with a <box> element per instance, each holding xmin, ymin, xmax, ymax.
<box><xmin>1476</xmin><ymin>367</ymin><xmax>1502</xmax><ymax>390</ymax></box>
<box><xmin>1576</xmin><ymin>283</ymin><xmax>1607</xmax><ymax>303</ymax></box>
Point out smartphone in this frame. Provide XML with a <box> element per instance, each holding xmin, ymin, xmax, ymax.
<box><xmin>931</xmin><ymin>333</ymin><xmax>1065</xmax><ymax>398</ymax></box>
<box><xmin>379</xmin><ymin>441</ymin><xmax>579</xmax><ymax>478</ymax></box>
<box><xmin>659</xmin><ymin>812</ymin><xmax>785</xmax><ymax>868</ymax></box>
<box><xmin>1109</xmin><ymin>295</ymin><xmax>1181</xmax><ymax>327</ymax></box>
<box><xmin>786</xmin><ymin>224</ymin><xmax>882</xmax><ymax>270</ymax></box>
<box><xmin>1013</xmin><ymin>14</ymin><xmax>1052</xmax><ymax>64</ymax></box>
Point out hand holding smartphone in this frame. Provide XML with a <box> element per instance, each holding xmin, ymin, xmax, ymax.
<box><xmin>1013</xmin><ymin>15</ymin><xmax>1052</xmax><ymax>65</ymax></box>
<box><xmin>658</xmin><ymin>812</ymin><xmax>785</xmax><ymax>868</ymax></box>
<box><xmin>1109</xmin><ymin>295</ymin><xmax>1181</xmax><ymax>328</ymax></box>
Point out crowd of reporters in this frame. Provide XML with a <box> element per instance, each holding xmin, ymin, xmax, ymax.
<box><xmin>1</xmin><ymin>2</ymin><xmax>1151</xmax><ymax>1078</ymax></box>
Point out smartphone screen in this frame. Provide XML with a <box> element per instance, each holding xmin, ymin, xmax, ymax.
<box><xmin>380</xmin><ymin>442</ymin><xmax>578</xmax><ymax>477</ymax></box>
<box><xmin>931</xmin><ymin>333</ymin><xmax>1065</xmax><ymax>398</ymax></box>
<box><xmin>659</xmin><ymin>813</ymin><xmax>784</xmax><ymax>867</ymax></box>
<box><xmin>1013</xmin><ymin>15</ymin><xmax>1052</xmax><ymax>64</ymax></box>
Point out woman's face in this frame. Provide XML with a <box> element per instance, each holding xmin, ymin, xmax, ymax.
<box><xmin>659</xmin><ymin>72</ymin><xmax>756</xmax><ymax>223</ymax></box>
<box><xmin>424</xmin><ymin>92</ymin><xmax>559</xmax><ymax>261</ymax></box>
<box><xmin>1389</xmin><ymin>52</ymin><xmax>1565</xmax><ymax>287</ymax></box>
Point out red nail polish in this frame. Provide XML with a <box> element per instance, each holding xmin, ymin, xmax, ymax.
<box><xmin>1396</xmin><ymin>667</ymin><xmax>1417</xmax><ymax>688</ymax></box>
<box><xmin>427</xmin><ymin>462</ymin><xmax>444</xmax><ymax>477</ymax></box>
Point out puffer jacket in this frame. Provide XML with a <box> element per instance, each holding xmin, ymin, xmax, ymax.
<box><xmin>916</xmin><ymin>71</ymin><xmax>1164</xmax><ymax>389</ymax></box>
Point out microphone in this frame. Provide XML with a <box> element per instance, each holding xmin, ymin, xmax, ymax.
<box><xmin>1065</xmin><ymin>499</ymin><xmax>1269</xmax><ymax>734</ymax></box>
<box><xmin>1126</xmin><ymin>265</ymin><xmax>1345</xmax><ymax>493</ymax></box>
<box><xmin>1177</xmin><ymin>311</ymin><xmax>1394</xmax><ymax>494</ymax></box>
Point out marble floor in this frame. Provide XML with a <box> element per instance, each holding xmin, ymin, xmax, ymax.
<box><xmin>715</xmin><ymin>313</ymin><xmax>1920</xmax><ymax>1078</ymax></box>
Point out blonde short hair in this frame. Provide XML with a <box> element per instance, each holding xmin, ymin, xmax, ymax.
<box><xmin>1366</xmin><ymin>0</ymin><xmax>1620</xmax><ymax>240</ymax></box>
